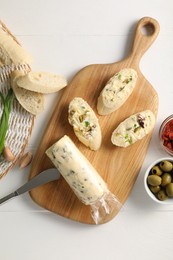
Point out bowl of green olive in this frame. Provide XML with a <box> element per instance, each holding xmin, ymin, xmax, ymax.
<box><xmin>144</xmin><ymin>158</ymin><xmax>173</xmax><ymax>204</ymax></box>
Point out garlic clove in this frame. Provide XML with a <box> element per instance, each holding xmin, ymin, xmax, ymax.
<box><xmin>19</xmin><ymin>151</ymin><xmax>33</xmax><ymax>168</ymax></box>
<box><xmin>3</xmin><ymin>146</ymin><xmax>15</xmax><ymax>162</ymax></box>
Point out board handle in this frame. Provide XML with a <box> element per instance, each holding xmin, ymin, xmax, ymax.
<box><xmin>130</xmin><ymin>17</ymin><xmax>160</xmax><ymax>65</ymax></box>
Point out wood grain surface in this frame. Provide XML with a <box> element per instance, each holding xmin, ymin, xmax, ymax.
<box><xmin>29</xmin><ymin>17</ymin><xmax>159</xmax><ymax>224</ymax></box>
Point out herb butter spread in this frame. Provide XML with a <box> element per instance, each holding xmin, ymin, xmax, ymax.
<box><xmin>97</xmin><ymin>68</ymin><xmax>138</xmax><ymax>115</ymax></box>
<box><xmin>68</xmin><ymin>97</ymin><xmax>102</xmax><ymax>150</ymax></box>
<box><xmin>111</xmin><ymin>110</ymin><xmax>155</xmax><ymax>147</ymax></box>
<box><xmin>46</xmin><ymin>135</ymin><xmax>108</xmax><ymax>205</ymax></box>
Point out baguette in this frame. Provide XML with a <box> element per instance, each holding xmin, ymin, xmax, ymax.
<box><xmin>16</xmin><ymin>71</ymin><xmax>67</xmax><ymax>93</ymax></box>
<box><xmin>10</xmin><ymin>70</ymin><xmax>44</xmax><ymax>115</ymax></box>
<box><xmin>111</xmin><ymin>110</ymin><xmax>155</xmax><ymax>147</ymax></box>
<box><xmin>97</xmin><ymin>68</ymin><xmax>138</xmax><ymax>115</ymax></box>
<box><xmin>68</xmin><ymin>97</ymin><xmax>102</xmax><ymax>150</ymax></box>
<box><xmin>0</xmin><ymin>30</ymin><xmax>32</xmax><ymax>66</ymax></box>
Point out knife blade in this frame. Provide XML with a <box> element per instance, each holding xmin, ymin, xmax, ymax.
<box><xmin>0</xmin><ymin>168</ymin><xmax>60</xmax><ymax>205</ymax></box>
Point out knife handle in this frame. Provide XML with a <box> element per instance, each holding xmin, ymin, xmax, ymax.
<box><xmin>0</xmin><ymin>168</ymin><xmax>59</xmax><ymax>205</ymax></box>
<box><xmin>0</xmin><ymin>191</ymin><xmax>18</xmax><ymax>205</ymax></box>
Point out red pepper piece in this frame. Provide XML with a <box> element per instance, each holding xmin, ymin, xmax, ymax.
<box><xmin>169</xmin><ymin>132</ymin><xmax>173</xmax><ymax>140</ymax></box>
<box><xmin>165</xmin><ymin>142</ymin><xmax>172</xmax><ymax>150</ymax></box>
<box><xmin>161</xmin><ymin>120</ymin><xmax>173</xmax><ymax>151</ymax></box>
<box><xmin>162</xmin><ymin>133</ymin><xmax>169</xmax><ymax>140</ymax></box>
<box><xmin>163</xmin><ymin>140</ymin><xmax>168</xmax><ymax>146</ymax></box>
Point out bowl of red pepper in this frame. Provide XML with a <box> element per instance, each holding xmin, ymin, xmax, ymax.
<box><xmin>159</xmin><ymin>115</ymin><xmax>173</xmax><ymax>155</ymax></box>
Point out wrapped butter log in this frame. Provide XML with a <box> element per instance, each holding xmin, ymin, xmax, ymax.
<box><xmin>46</xmin><ymin>135</ymin><xmax>122</xmax><ymax>224</ymax></box>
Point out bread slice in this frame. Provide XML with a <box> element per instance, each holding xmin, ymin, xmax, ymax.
<box><xmin>111</xmin><ymin>110</ymin><xmax>155</xmax><ymax>147</ymax></box>
<box><xmin>68</xmin><ymin>97</ymin><xmax>102</xmax><ymax>150</ymax></box>
<box><xmin>97</xmin><ymin>68</ymin><xmax>138</xmax><ymax>115</ymax></box>
<box><xmin>0</xmin><ymin>30</ymin><xmax>32</xmax><ymax>66</ymax></box>
<box><xmin>10</xmin><ymin>70</ymin><xmax>44</xmax><ymax>115</ymax></box>
<box><xmin>16</xmin><ymin>71</ymin><xmax>67</xmax><ymax>93</ymax></box>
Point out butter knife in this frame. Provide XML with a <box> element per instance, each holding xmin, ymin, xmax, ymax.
<box><xmin>0</xmin><ymin>168</ymin><xmax>60</xmax><ymax>205</ymax></box>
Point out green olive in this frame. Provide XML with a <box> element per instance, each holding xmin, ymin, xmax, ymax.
<box><xmin>166</xmin><ymin>183</ymin><xmax>173</xmax><ymax>197</ymax></box>
<box><xmin>151</xmin><ymin>166</ymin><xmax>162</xmax><ymax>176</ymax></box>
<box><xmin>161</xmin><ymin>173</ymin><xmax>172</xmax><ymax>187</ymax></box>
<box><xmin>157</xmin><ymin>190</ymin><xmax>168</xmax><ymax>201</ymax></box>
<box><xmin>159</xmin><ymin>160</ymin><xmax>173</xmax><ymax>172</ymax></box>
<box><xmin>149</xmin><ymin>185</ymin><xmax>161</xmax><ymax>194</ymax></box>
<box><xmin>147</xmin><ymin>175</ymin><xmax>162</xmax><ymax>186</ymax></box>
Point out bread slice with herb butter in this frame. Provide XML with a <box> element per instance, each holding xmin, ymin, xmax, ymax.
<box><xmin>68</xmin><ymin>97</ymin><xmax>102</xmax><ymax>150</ymax></box>
<box><xmin>10</xmin><ymin>70</ymin><xmax>44</xmax><ymax>115</ymax></box>
<box><xmin>97</xmin><ymin>68</ymin><xmax>138</xmax><ymax>115</ymax></box>
<box><xmin>111</xmin><ymin>110</ymin><xmax>155</xmax><ymax>147</ymax></box>
<box><xmin>16</xmin><ymin>71</ymin><xmax>67</xmax><ymax>94</ymax></box>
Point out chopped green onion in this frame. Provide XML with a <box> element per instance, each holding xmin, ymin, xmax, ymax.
<box><xmin>118</xmin><ymin>74</ymin><xmax>121</xmax><ymax>80</ymax></box>
<box><xmin>85</xmin><ymin>121</ymin><xmax>90</xmax><ymax>127</ymax></box>
<box><xmin>0</xmin><ymin>89</ymin><xmax>14</xmax><ymax>155</ymax></box>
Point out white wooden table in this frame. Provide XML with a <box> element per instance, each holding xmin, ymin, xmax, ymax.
<box><xmin>0</xmin><ymin>1</ymin><xmax>173</xmax><ymax>259</ymax></box>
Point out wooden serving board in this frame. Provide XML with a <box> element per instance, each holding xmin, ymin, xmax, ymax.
<box><xmin>29</xmin><ymin>17</ymin><xmax>159</xmax><ymax>224</ymax></box>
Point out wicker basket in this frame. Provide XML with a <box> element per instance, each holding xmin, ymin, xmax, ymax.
<box><xmin>0</xmin><ymin>21</ymin><xmax>34</xmax><ymax>179</ymax></box>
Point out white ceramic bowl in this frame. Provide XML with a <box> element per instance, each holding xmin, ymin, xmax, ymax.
<box><xmin>144</xmin><ymin>157</ymin><xmax>173</xmax><ymax>204</ymax></box>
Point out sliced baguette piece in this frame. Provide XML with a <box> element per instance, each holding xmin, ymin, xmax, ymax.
<box><xmin>10</xmin><ymin>70</ymin><xmax>44</xmax><ymax>115</ymax></box>
<box><xmin>68</xmin><ymin>97</ymin><xmax>102</xmax><ymax>150</ymax></box>
<box><xmin>97</xmin><ymin>68</ymin><xmax>138</xmax><ymax>115</ymax></box>
<box><xmin>111</xmin><ymin>110</ymin><xmax>155</xmax><ymax>147</ymax></box>
<box><xmin>0</xmin><ymin>30</ymin><xmax>32</xmax><ymax>66</ymax></box>
<box><xmin>16</xmin><ymin>71</ymin><xmax>67</xmax><ymax>94</ymax></box>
